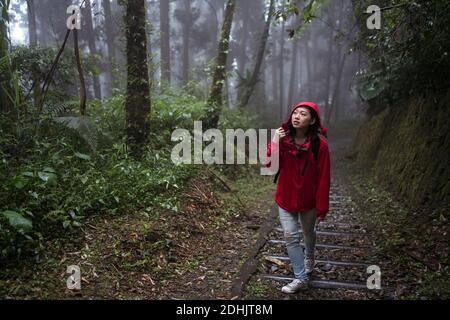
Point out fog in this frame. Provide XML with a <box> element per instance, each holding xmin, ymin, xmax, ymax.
<box><xmin>7</xmin><ymin>0</ymin><xmax>365</xmax><ymax>125</ymax></box>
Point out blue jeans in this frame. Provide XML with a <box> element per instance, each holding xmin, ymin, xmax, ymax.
<box><xmin>278</xmin><ymin>206</ymin><xmax>317</xmax><ymax>280</ymax></box>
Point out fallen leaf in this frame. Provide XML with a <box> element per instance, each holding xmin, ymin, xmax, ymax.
<box><xmin>264</xmin><ymin>256</ymin><xmax>285</xmax><ymax>267</ymax></box>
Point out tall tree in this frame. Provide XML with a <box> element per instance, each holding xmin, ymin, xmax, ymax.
<box><xmin>103</xmin><ymin>0</ymin><xmax>116</xmax><ymax>96</ymax></box>
<box><xmin>326</xmin><ymin>0</ymin><xmax>350</xmax><ymax>123</ymax></box>
<box><xmin>159</xmin><ymin>0</ymin><xmax>171</xmax><ymax>86</ymax></box>
<box><xmin>237</xmin><ymin>0</ymin><xmax>275</xmax><ymax>110</ymax></box>
<box><xmin>34</xmin><ymin>0</ymin><xmax>72</xmax><ymax>46</ymax></box>
<box><xmin>73</xmin><ymin>29</ymin><xmax>87</xmax><ymax>115</ymax></box>
<box><xmin>324</xmin><ymin>22</ymin><xmax>334</xmax><ymax>118</ymax></box>
<box><xmin>328</xmin><ymin>44</ymin><xmax>347</xmax><ymax>123</ymax></box>
<box><xmin>271</xmin><ymin>41</ymin><xmax>279</xmax><ymax>115</ymax></box>
<box><xmin>84</xmin><ymin>0</ymin><xmax>102</xmax><ymax>99</ymax></box>
<box><xmin>278</xmin><ymin>0</ymin><xmax>286</xmax><ymax>117</ymax></box>
<box><xmin>27</xmin><ymin>0</ymin><xmax>39</xmax><ymax>107</ymax></box>
<box><xmin>235</xmin><ymin>0</ymin><xmax>249</xmax><ymax>80</ymax></box>
<box><xmin>202</xmin><ymin>0</ymin><xmax>236</xmax><ymax>130</ymax></box>
<box><xmin>26</xmin><ymin>0</ymin><xmax>37</xmax><ymax>46</ymax></box>
<box><xmin>304</xmin><ymin>32</ymin><xmax>312</xmax><ymax>98</ymax></box>
<box><xmin>204</xmin><ymin>0</ymin><xmax>221</xmax><ymax>60</ymax></box>
<box><xmin>123</xmin><ymin>0</ymin><xmax>151</xmax><ymax>157</ymax></box>
<box><xmin>0</xmin><ymin>0</ymin><xmax>12</xmax><ymax>115</ymax></box>
<box><xmin>146</xmin><ymin>8</ymin><xmax>155</xmax><ymax>91</ymax></box>
<box><xmin>181</xmin><ymin>0</ymin><xmax>192</xmax><ymax>85</ymax></box>
<box><xmin>287</xmin><ymin>39</ymin><xmax>299</xmax><ymax>105</ymax></box>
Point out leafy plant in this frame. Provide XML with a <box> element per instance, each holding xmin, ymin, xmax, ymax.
<box><xmin>353</xmin><ymin>0</ymin><xmax>450</xmax><ymax>104</ymax></box>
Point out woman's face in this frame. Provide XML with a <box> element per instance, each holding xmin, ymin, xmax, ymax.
<box><xmin>291</xmin><ymin>107</ymin><xmax>315</xmax><ymax>129</ymax></box>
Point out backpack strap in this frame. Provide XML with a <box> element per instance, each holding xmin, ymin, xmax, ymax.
<box><xmin>312</xmin><ymin>134</ymin><xmax>327</xmax><ymax>162</ymax></box>
<box><xmin>273</xmin><ymin>169</ymin><xmax>280</xmax><ymax>184</ymax></box>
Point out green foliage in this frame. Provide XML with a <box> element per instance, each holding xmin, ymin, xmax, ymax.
<box><xmin>218</xmin><ymin>107</ymin><xmax>259</xmax><ymax>130</ymax></box>
<box><xmin>0</xmin><ymin>131</ymin><xmax>199</xmax><ymax>258</ymax></box>
<box><xmin>353</xmin><ymin>0</ymin><xmax>450</xmax><ymax>103</ymax></box>
<box><xmin>0</xmin><ymin>0</ymin><xmax>11</xmax><ymax>23</ymax></box>
<box><xmin>356</xmin><ymin>70</ymin><xmax>386</xmax><ymax>101</ymax></box>
<box><xmin>148</xmin><ymin>88</ymin><xmax>205</xmax><ymax>149</ymax></box>
<box><xmin>53</xmin><ymin>116</ymin><xmax>98</xmax><ymax>151</ymax></box>
<box><xmin>302</xmin><ymin>0</ymin><xmax>330</xmax><ymax>23</ymax></box>
<box><xmin>83</xmin><ymin>95</ymin><xmax>126</xmax><ymax>152</ymax></box>
<box><xmin>1</xmin><ymin>81</ymin><xmax>256</xmax><ymax>260</ymax></box>
<box><xmin>0</xmin><ymin>40</ymin><xmax>263</xmax><ymax>261</ymax></box>
<box><xmin>0</xmin><ymin>46</ymin><xmax>106</xmax><ymax>154</ymax></box>
<box><xmin>11</xmin><ymin>45</ymin><xmax>100</xmax><ymax>98</ymax></box>
<box><xmin>1</xmin><ymin>210</ymin><xmax>33</xmax><ymax>234</ymax></box>
<box><xmin>282</xmin><ymin>0</ymin><xmax>330</xmax><ymax>38</ymax></box>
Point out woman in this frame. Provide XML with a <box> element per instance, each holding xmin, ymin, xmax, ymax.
<box><xmin>267</xmin><ymin>101</ymin><xmax>331</xmax><ymax>293</ymax></box>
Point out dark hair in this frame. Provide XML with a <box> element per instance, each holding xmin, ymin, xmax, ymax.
<box><xmin>287</xmin><ymin>106</ymin><xmax>321</xmax><ymax>161</ymax></box>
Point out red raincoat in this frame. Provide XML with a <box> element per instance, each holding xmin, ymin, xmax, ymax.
<box><xmin>267</xmin><ymin>102</ymin><xmax>331</xmax><ymax>218</ymax></box>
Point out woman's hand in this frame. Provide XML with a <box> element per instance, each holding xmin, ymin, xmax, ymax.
<box><xmin>272</xmin><ymin>127</ymin><xmax>288</xmax><ymax>143</ymax></box>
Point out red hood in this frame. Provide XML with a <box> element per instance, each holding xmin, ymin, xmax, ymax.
<box><xmin>281</xmin><ymin>101</ymin><xmax>327</xmax><ymax>138</ymax></box>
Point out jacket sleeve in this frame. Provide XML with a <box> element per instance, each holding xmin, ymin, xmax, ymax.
<box><xmin>315</xmin><ymin>140</ymin><xmax>331</xmax><ymax>219</ymax></box>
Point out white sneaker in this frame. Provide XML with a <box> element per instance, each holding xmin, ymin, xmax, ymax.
<box><xmin>281</xmin><ymin>278</ymin><xmax>308</xmax><ymax>294</ymax></box>
<box><xmin>305</xmin><ymin>256</ymin><xmax>315</xmax><ymax>275</ymax></box>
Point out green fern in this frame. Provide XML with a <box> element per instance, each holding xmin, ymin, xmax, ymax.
<box><xmin>0</xmin><ymin>55</ymin><xmax>9</xmax><ymax>74</ymax></box>
<box><xmin>43</xmin><ymin>99</ymin><xmax>78</xmax><ymax>118</ymax></box>
<box><xmin>53</xmin><ymin>116</ymin><xmax>98</xmax><ymax>151</ymax></box>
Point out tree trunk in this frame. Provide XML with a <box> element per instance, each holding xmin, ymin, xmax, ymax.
<box><xmin>255</xmin><ymin>56</ymin><xmax>267</xmax><ymax>113</ymax></box>
<box><xmin>146</xmin><ymin>14</ymin><xmax>155</xmax><ymax>92</ymax></box>
<box><xmin>181</xmin><ymin>0</ymin><xmax>192</xmax><ymax>85</ymax></box>
<box><xmin>202</xmin><ymin>0</ymin><xmax>236</xmax><ymax>130</ymax></box>
<box><xmin>237</xmin><ymin>0</ymin><xmax>275</xmax><ymax>110</ymax></box>
<box><xmin>327</xmin><ymin>44</ymin><xmax>347</xmax><ymax>124</ymax></box>
<box><xmin>324</xmin><ymin>31</ymin><xmax>334</xmax><ymax>120</ymax></box>
<box><xmin>225</xmin><ymin>74</ymin><xmax>230</xmax><ymax>109</ymax></box>
<box><xmin>27</xmin><ymin>0</ymin><xmax>37</xmax><ymax>46</ymax></box>
<box><xmin>103</xmin><ymin>0</ymin><xmax>116</xmax><ymax>96</ymax></box>
<box><xmin>0</xmin><ymin>0</ymin><xmax>12</xmax><ymax>115</ymax></box>
<box><xmin>304</xmin><ymin>33</ymin><xmax>312</xmax><ymax>98</ymax></box>
<box><xmin>278</xmin><ymin>0</ymin><xmax>286</xmax><ymax>118</ymax></box>
<box><xmin>287</xmin><ymin>39</ymin><xmax>299</xmax><ymax>105</ymax></box>
<box><xmin>204</xmin><ymin>0</ymin><xmax>220</xmax><ymax>61</ymax></box>
<box><xmin>123</xmin><ymin>0</ymin><xmax>151</xmax><ymax>157</ymax></box>
<box><xmin>27</xmin><ymin>0</ymin><xmax>39</xmax><ymax>108</ymax></box>
<box><xmin>84</xmin><ymin>0</ymin><xmax>101</xmax><ymax>99</ymax></box>
<box><xmin>272</xmin><ymin>50</ymin><xmax>279</xmax><ymax>120</ymax></box>
<box><xmin>73</xmin><ymin>29</ymin><xmax>87</xmax><ymax>116</ymax></box>
<box><xmin>236</xmin><ymin>2</ymin><xmax>249</xmax><ymax>80</ymax></box>
<box><xmin>160</xmin><ymin>0</ymin><xmax>171</xmax><ymax>86</ymax></box>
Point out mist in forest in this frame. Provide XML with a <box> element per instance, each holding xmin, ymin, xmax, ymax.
<box><xmin>7</xmin><ymin>0</ymin><xmax>363</xmax><ymax>127</ymax></box>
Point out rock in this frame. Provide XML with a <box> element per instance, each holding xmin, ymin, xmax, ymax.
<box><xmin>14</xmin><ymin>287</ymin><xmax>27</xmax><ymax>296</ymax></box>
<box><xmin>320</xmin><ymin>263</ymin><xmax>333</xmax><ymax>272</ymax></box>
<box><xmin>145</xmin><ymin>231</ymin><xmax>160</xmax><ymax>242</ymax></box>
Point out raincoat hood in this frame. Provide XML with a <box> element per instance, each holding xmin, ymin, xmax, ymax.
<box><xmin>281</xmin><ymin>101</ymin><xmax>328</xmax><ymax>138</ymax></box>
